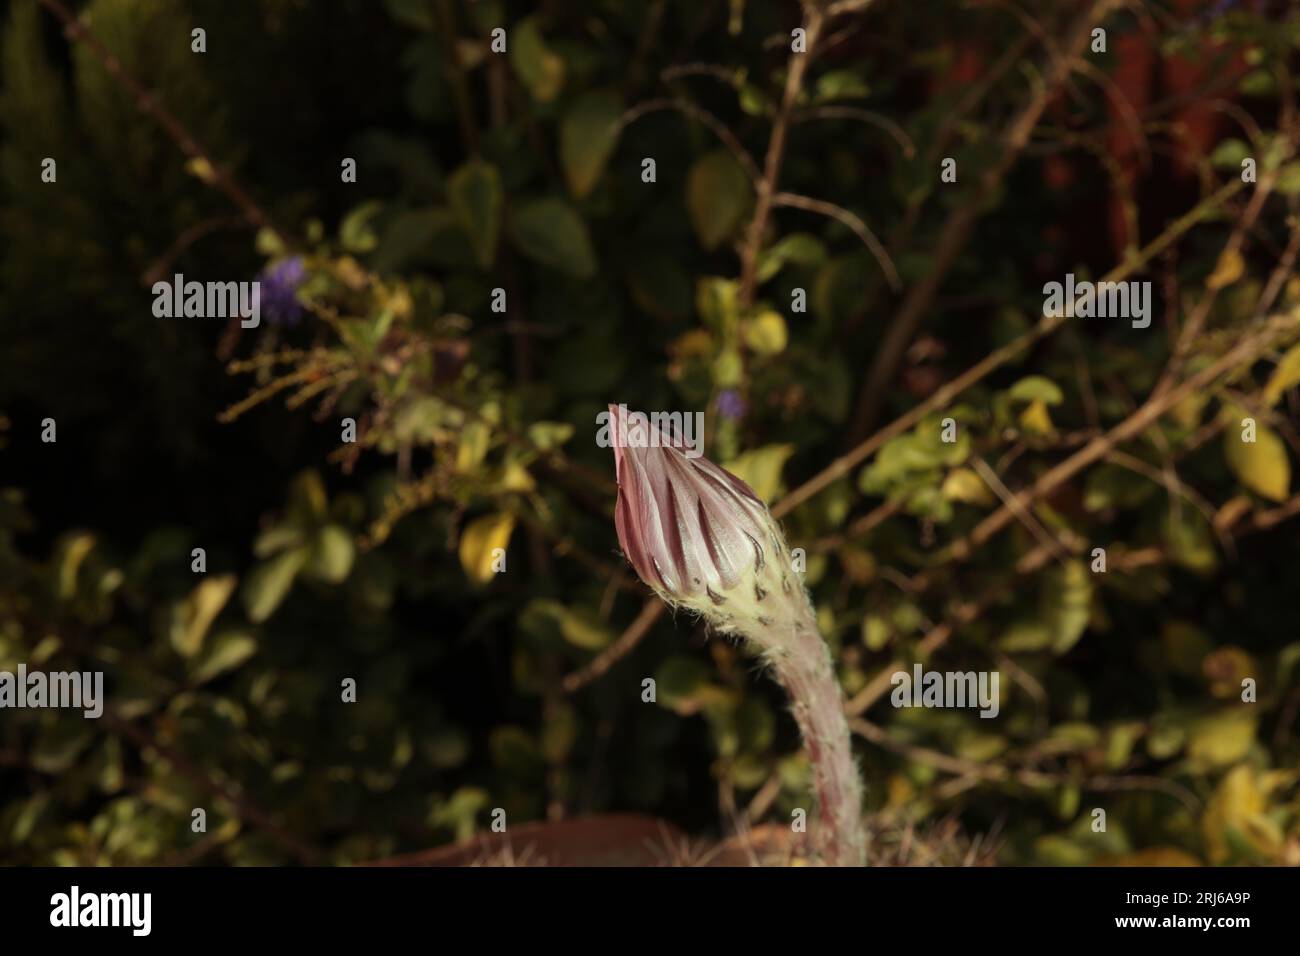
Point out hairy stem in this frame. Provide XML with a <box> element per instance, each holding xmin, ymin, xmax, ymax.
<box><xmin>756</xmin><ymin>600</ymin><xmax>865</xmax><ymax>867</ymax></box>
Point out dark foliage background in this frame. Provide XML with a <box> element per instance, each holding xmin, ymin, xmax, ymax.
<box><xmin>1</xmin><ymin>0</ymin><xmax>1299</xmax><ymax>865</ymax></box>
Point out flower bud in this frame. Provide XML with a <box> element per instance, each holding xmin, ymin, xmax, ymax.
<box><xmin>608</xmin><ymin>404</ymin><xmax>801</xmax><ymax>632</ymax></box>
<box><xmin>607</xmin><ymin>404</ymin><xmax>866</xmax><ymax>865</ymax></box>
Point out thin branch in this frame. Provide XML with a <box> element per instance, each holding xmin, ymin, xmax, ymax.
<box><xmin>37</xmin><ymin>0</ymin><xmax>282</xmax><ymax>242</ymax></box>
<box><xmin>738</xmin><ymin>4</ymin><xmax>825</xmax><ymax>307</ymax></box>
<box><xmin>620</xmin><ymin>97</ymin><xmax>762</xmax><ymax>183</ymax></box>
<box><xmin>562</xmin><ymin>599</ymin><xmax>664</xmax><ymax>693</ymax></box>
<box><xmin>921</xmin><ymin>309</ymin><xmax>1300</xmax><ymax>586</ymax></box>
<box><xmin>845</xmin><ymin>540</ymin><xmax>1057</xmax><ymax>715</ymax></box>
<box><xmin>771</xmin><ymin>176</ymin><xmax>1245</xmax><ymax>520</ymax></box>
<box><xmin>793</xmin><ymin>105</ymin><xmax>915</xmax><ymax>158</ymax></box>
<box><xmin>845</xmin><ymin>0</ymin><xmax>1123</xmax><ymax>441</ymax></box>
<box><xmin>771</xmin><ymin>191</ymin><xmax>900</xmax><ymax>289</ymax></box>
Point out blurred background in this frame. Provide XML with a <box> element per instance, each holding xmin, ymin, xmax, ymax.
<box><xmin>2</xmin><ymin>0</ymin><xmax>1299</xmax><ymax>865</ymax></box>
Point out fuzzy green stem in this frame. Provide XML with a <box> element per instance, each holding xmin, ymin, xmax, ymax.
<box><xmin>755</xmin><ymin>600</ymin><xmax>865</xmax><ymax>867</ymax></box>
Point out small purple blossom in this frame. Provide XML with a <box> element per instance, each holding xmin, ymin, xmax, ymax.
<box><xmin>258</xmin><ymin>256</ymin><xmax>306</xmax><ymax>326</ymax></box>
<box><xmin>716</xmin><ymin>389</ymin><xmax>746</xmax><ymax>421</ymax></box>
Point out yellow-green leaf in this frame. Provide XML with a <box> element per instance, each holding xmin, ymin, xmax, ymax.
<box><xmin>686</xmin><ymin>150</ymin><xmax>751</xmax><ymax>251</ymax></box>
<box><xmin>1045</xmin><ymin>560</ymin><xmax>1093</xmax><ymax>654</ymax></box>
<box><xmin>1203</xmin><ymin>764</ymin><xmax>1284</xmax><ymax>863</ymax></box>
<box><xmin>509</xmin><ymin>197</ymin><xmax>596</xmax><ymax>278</ymax></box>
<box><xmin>499</xmin><ymin>460</ymin><xmax>536</xmax><ymax>493</ymax></box>
<box><xmin>1007</xmin><ymin>375</ymin><xmax>1064</xmax><ymax>405</ymax></box>
<box><xmin>723</xmin><ymin>443</ymin><xmax>795</xmax><ymax>502</ymax></box>
<box><xmin>308</xmin><ymin>525</ymin><xmax>355</xmax><ymax>583</ymax></box>
<box><xmin>191</xmin><ymin>629</ymin><xmax>258</xmax><ymax>684</ymax></box>
<box><xmin>1224</xmin><ymin>422</ymin><xmax>1290</xmax><ymax>502</ymax></box>
<box><xmin>184</xmin><ymin>156</ymin><xmax>216</xmax><ymax>184</ymax></box>
<box><xmin>527</xmin><ymin>421</ymin><xmax>574</xmax><ymax>450</ymax></box>
<box><xmin>554</xmin><ymin>606</ymin><xmax>612</xmax><ymax>650</ymax></box>
<box><xmin>510</xmin><ymin>17</ymin><xmax>565</xmax><ymax>102</ymax></box>
<box><xmin>743</xmin><ymin>310</ymin><xmax>788</xmax><ymax>355</ymax></box>
<box><xmin>56</xmin><ymin>533</ymin><xmax>96</xmax><ymax>599</ymax></box>
<box><xmin>1188</xmin><ymin>710</ymin><xmax>1257</xmax><ymax>769</ymax></box>
<box><xmin>170</xmin><ymin>574</ymin><xmax>237</xmax><ymax>658</ymax></box>
<box><xmin>458</xmin><ymin>513</ymin><xmax>514</xmax><ymax>584</ymax></box>
<box><xmin>1019</xmin><ymin>398</ymin><xmax>1056</xmax><ymax>436</ymax></box>
<box><xmin>242</xmin><ymin>547</ymin><xmax>309</xmax><ymax>623</ymax></box>
<box><xmin>1263</xmin><ymin>343</ymin><xmax>1300</xmax><ymax>405</ymax></box>
<box><xmin>456</xmin><ymin>420</ymin><xmax>491</xmax><ymax>471</ymax></box>
<box><xmin>560</xmin><ymin>89</ymin><xmax>622</xmax><ymax>198</ymax></box>
<box><xmin>1206</xmin><ymin>248</ymin><xmax>1245</xmax><ymax>290</ymax></box>
<box><xmin>941</xmin><ymin>467</ymin><xmax>994</xmax><ymax>506</ymax></box>
<box><xmin>447</xmin><ymin>159</ymin><xmax>503</xmax><ymax>268</ymax></box>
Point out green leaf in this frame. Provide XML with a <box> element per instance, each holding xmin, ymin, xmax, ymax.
<box><xmin>815</xmin><ymin>69</ymin><xmax>870</xmax><ymax>101</ymax></box>
<box><xmin>941</xmin><ymin>467</ymin><xmax>994</xmax><ymax>506</ymax></box>
<box><xmin>1209</xmin><ymin>138</ymin><xmax>1251</xmax><ymax>170</ymax></box>
<box><xmin>308</xmin><ymin>525</ymin><xmax>355</xmax><ymax>584</ymax></box>
<box><xmin>526</xmin><ymin>421</ymin><xmax>574</xmax><ymax>450</ymax></box>
<box><xmin>340</xmin><ymin>201</ymin><xmax>383</xmax><ymax>253</ymax></box>
<box><xmin>861</xmin><ymin>614</ymin><xmax>890</xmax><ymax>650</ymax></box>
<box><xmin>1224</xmin><ymin>421</ymin><xmax>1291</xmax><ymax>502</ymax></box>
<box><xmin>455</xmin><ymin>420</ymin><xmax>491</xmax><ymax>471</ymax></box>
<box><xmin>524</xmin><ymin>599</ymin><xmax>613</xmax><ymax>651</ymax></box>
<box><xmin>1277</xmin><ymin>161</ymin><xmax>1300</xmax><ymax>196</ymax></box>
<box><xmin>170</xmin><ymin>574</ymin><xmax>237</xmax><ymax>658</ymax></box>
<box><xmin>191</xmin><ymin>629</ymin><xmax>258</xmax><ymax>684</ymax></box>
<box><xmin>253</xmin><ymin>524</ymin><xmax>305</xmax><ymax>559</ymax></box>
<box><xmin>32</xmin><ymin>726</ymin><xmax>92</xmax><ymax>775</ymax></box>
<box><xmin>560</xmin><ymin>89</ymin><xmax>622</xmax><ymax>198</ymax></box>
<box><xmin>509</xmin><ymin>197</ymin><xmax>597</xmax><ymax>278</ymax></box>
<box><xmin>1187</xmin><ymin>711</ymin><xmax>1257</xmax><ymax>769</ymax></box>
<box><xmin>1263</xmin><ymin>343</ymin><xmax>1300</xmax><ymax>405</ymax></box>
<box><xmin>1007</xmin><ymin>375</ymin><xmax>1064</xmax><ymax>405</ymax></box>
<box><xmin>859</xmin><ymin>420</ymin><xmax>971</xmax><ymax>493</ymax></box>
<box><xmin>447</xmin><ymin>159</ymin><xmax>503</xmax><ymax>268</ymax></box>
<box><xmin>1162</xmin><ymin>621</ymin><xmax>1212</xmax><ymax>677</ymax></box>
<box><xmin>723</xmin><ymin>444</ymin><xmax>795</xmax><ymax>502</ymax></box>
<box><xmin>56</xmin><ymin>532</ymin><xmax>96</xmax><ymax>599</ymax></box>
<box><xmin>553</xmin><ymin>605</ymin><xmax>612</xmax><ymax>651</ymax></box>
<box><xmin>756</xmin><ymin>233</ymin><xmax>828</xmax><ymax>282</ymax></box>
<box><xmin>1164</xmin><ymin>508</ymin><xmax>1218</xmax><ymax>574</ymax></box>
<box><xmin>999</xmin><ymin>622</ymin><xmax>1052</xmax><ymax>652</ymax></box>
<box><xmin>510</xmin><ymin>16</ymin><xmax>564</xmax><ymax>102</ymax></box>
<box><xmin>686</xmin><ymin>149</ymin><xmax>751</xmax><ymax>250</ymax></box>
<box><xmin>695</xmin><ymin>276</ymin><xmax>741</xmax><ymax>331</ymax></box>
<box><xmin>242</xmin><ymin>547</ymin><xmax>309</xmax><ymax>623</ymax></box>
<box><xmin>743</xmin><ymin>310</ymin><xmax>788</xmax><ymax>355</ymax></box>
<box><xmin>655</xmin><ymin>656</ymin><xmax>713</xmax><ymax>715</ymax></box>
<box><xmin>458</xmin><ymin>513</ymin><xmax>514</xmax><ymax>584</ymax></box>
<box><xmin>288</xmin><ymin>470</ymin><xmax>329</xmax><ymax>526</ymax></box>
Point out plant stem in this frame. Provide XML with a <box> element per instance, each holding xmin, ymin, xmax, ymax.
<box><xmin>758</xmin><ymin>600</ymin><xmax>865</xmax><ymax>867</ymax></box>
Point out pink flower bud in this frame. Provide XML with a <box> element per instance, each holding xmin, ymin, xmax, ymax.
<box><xmin>607</xmin><ymin>404</ymin><xmax>866</xmax><ymax>865</ymax></box>
<box><xmin>608</xmin><ymin>404</ymin><xmax>792</xmax><ymax>622</ymax></box>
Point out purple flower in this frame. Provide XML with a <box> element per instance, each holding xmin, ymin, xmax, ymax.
<box><xmin>258</xmin><ymin>256</ymin><xmax>306</xmax><ymax>326</ymax></box>
<box><xmin>716</xmin><ymin>389</ymin><xmax>746</xmax><ymax>421</ymax></box>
